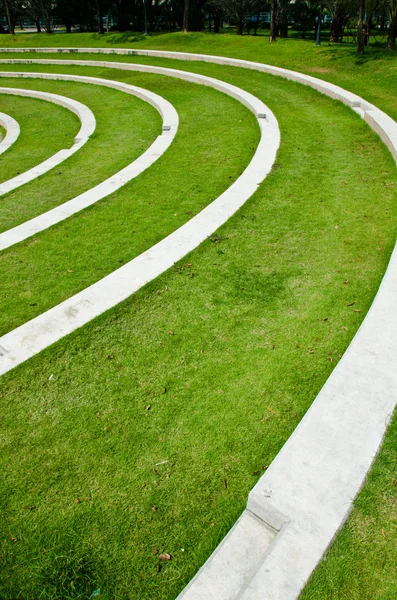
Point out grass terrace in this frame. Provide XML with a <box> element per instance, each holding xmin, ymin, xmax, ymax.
<box><xmin>0</xmin><ymin>93</ymin><xmax>79</xmax><ymax>183</ymax></box>
<box><xmin>0</xmin><ymin>77</ymin><xmax>160</xmax><ymax>231</ymax></box>
<box><xmin>0</xmin><ymin>32</ymin><xmax>396</xmax><ymax>600</ymax></box>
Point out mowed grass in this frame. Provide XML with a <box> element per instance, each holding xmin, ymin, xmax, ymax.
<box><xmin>0</xmin><ymin>77</ymin><xmax>160</xmax><ymax>232</ymax></box>
<box><xmin>0</xmin><ymin>30</ymin><xmax>396</xmax><ymax>120</ymax></box>
<box><xmin>0</xmin><ymin>93</ymin><xmax>79</xmax><ymax>183</ymax></box>
<box><xmin>0</xmin><ymin>50</ymin><xmax>396</xmax><ymax>599</ymax></box>
<box><xmin>0</xmin><ymin>64</ymin><xmax>259</xmax><ymax>335</ymax></box>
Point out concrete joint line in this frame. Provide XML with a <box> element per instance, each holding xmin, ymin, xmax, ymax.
<box><xmin>0</xmin><ymin>110</ymin><xmax>20</xmax><ymax>154</ymax></box>
<box><xmin>0</xmin><ymin>83</ymin><xmax>96</xmax><ymax>195</ymax></box>
<box><xmin>0</xmin><ymin>50</ymin><xmax>396</xmax><ymax>599</ymax></box>
<box><xmin>0</xmin><ymin>71</ymin><xmax>178</xmax><ymax>251</ymax></box>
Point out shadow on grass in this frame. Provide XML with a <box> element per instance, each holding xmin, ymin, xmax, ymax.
<box><xmin>313</xmin><ymin>43</ymin><xmax>397</xmax><ymax>66</ymax></box>
<box><xmin>89</xmin><ymin>31</ymin><xmax>158</xmax><ymax>45</ymax></box>
<box><xmin>37</xmin><ymin>529</ymin><xmax>104</xmax><ymax>599</ymax></box>
<box><xmin>352</xmin><ymin>49</ymin><xmax>397</xmax><ymax>65</ymax></box>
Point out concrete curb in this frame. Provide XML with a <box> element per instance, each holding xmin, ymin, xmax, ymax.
<box><xmin>0</xmin><ymin>71</ymin><xmax>178</xmax><ymax>251</ymax></box>
<box><xmin>0</xmin><ymin>50</ymin><xmax>396</xmax><ymax>599</ymax></box>
<box><xmin>0</xmin><ymin>110</ymin><xmax>20</xmax><ymax>154</ymax></box>
<box><xmin>0</xmin><ymin>83</ymin><xmax>96</xmax><ymax>196</ymax></box>
<box><xmin>0</xmin><ymin>62</ymin><xmax>279</xmax><ymax>377</ymax></box>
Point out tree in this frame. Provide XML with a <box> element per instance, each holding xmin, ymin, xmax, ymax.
<box><xmin>357</xmin><ymin>0</ymin><xmax>365</xmax><ymax>53</ymax></box>
<box><xmin>213</xmin><ymin>6</ymin><xmax>223</xmax><ymax>31</ymax></box>
<box><xmin>212</xmin><ymin>0</ymin><xmax>264</xmax><ymax>34</ymax></box>
<box><xmin>116</xmin><ymin>0</ymin><xmax>130</xmax><ymax>31</ymax></box>
<box><xmin>3</xmin><ymin>0</ymin><xmax>16</xmax><ymax>34</ymax></box>
<box><xmin>206</xmin><ymin>1</ymin><xmax>224</xmax><ymax>31</ymax></box>
<box><xmin>22</xmin><ymin>0</ymin><xmax>48</xmax><ymax>32</ymax></box>
<box><xmin>387</xmin><ymin>0</ymin><xmax>397</xmax><ymax>48</ymax></box>
<box><xmin>364</xmin><ymin>0</ymin><xmax>379</xmax><ymax>44</ymax></box>
<box><xmin>95</xmin><ymin>0</ymin><xmax>104</xmax><ymax>32</ymax></box>
<box><xmin>326</xmin><ymin>0</ymin><xmax>354</xmax><ymax>42</ymax></box>
<box><xmin>53</xmin><ymin>0</ymin><xmax>88</xmax><ymax>32</ymax></box>
<box><xmin>278</xmin><ymin>0</ymin><xmax>290</xmax><ymax>36</ymax></box>
<box><xmin>293</xmin><ymin>0</ymin><xmax>314</xmax><ymax>38</ymax></box>
<box><xmin>270</xmin><ymin>0</ymin><xmax>277</xmax><ymax>40</ymax></box>
<box><xmin>55</xmin><ymin>0</ymin><xmax>72</xmax><ymax>31</ymax></box>
<box><xmin>183</xmin><ymin>0</ymin><xmax>190</xmax><ymax>30</ymax></box>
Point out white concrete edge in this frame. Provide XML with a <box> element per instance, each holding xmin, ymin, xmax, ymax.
<box><xmin>0</xmin><ymin>50</ymin><xmax>396</xmax><ymax>600</ymax></box>
<box><xmin>0</xmin><ymin>83</ymin><xmax>96</xmax><ymax>196</ymax></box>
<box><xmin>0</xmin><ymin>59</ymin><xmax>269</xmax><ymax>118</ymax></box>
<box><xmin>0</xmin><ymin>110</ymin><xmax>20</xmax><ymax>154</ymax></box>
<box><xmin>0</xmin><ymin>46</ymin><xmax>373</xmax><ymax>106</ymax></box>
<box><xmin>0</xmin><ymin>65</ymin><xmax>279</xmax><ymax>377</ymax></box>
<box><xmin>0</xmin><ymin>71</ymin><xmax>178</xmax><ymax>251</ymax></box>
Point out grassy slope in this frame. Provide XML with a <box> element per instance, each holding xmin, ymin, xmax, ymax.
<box><xmin>0</xmin><ymin>93</ymin><xmax>79</xmax><ymax>183</ymax></box>
<box><xmin>0</xmin><ymin>33</ymin><xmax>396</xmax><ymax>600</ymax></box>
<box><xmin>0</xmin><ymin>77</ymin><xmax>160</xmax><ymax>232</ymax></box>
<box><xmin>0</xmin><ymin>65</ymin><xmax>258</xmax><ymax>335</ymax></box>
<box><xmin>0</xmin><ymin>31</ymin><xmax>396</xmax><ymax>119</ymax></box>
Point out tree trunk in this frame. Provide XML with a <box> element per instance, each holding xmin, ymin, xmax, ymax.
<box><xmin>330</xmin><ymin>7</ymin><xmax>345</xmax><ymax>42</ymax></box>
<box><xmin>339</xmin><ymin>21</ymin><xmax>347</xmax><ymax>42</ymax></box>
<box><xmin>96</xmin><ymin>0</ymin><xmax>104</xmax><ymax>34</ymax></box>
<box><xmin>364</xmin><ymin>16</ymin><xmax>372</xmax><ymax>45</ymax></box>
<box><xmin>312</xmin><ymin>16</ymin><xmax>318</xmax><ymax>39</ymax></box>
<box><xmin>44</xmin><ymin>10</ymin><xmax>52</xmax><ymax>33</ymax></box>
<box><xmin>279</xmin><ymin>13</ymin><xmax>288</xmax><ymax>37</ymax></box>
<box><xmin>143</xmin><ymin>0</ymin><xmax>149</xmax><ymax>34</ymax></box>
<box><xmin>270</xmin><ymin>0</ymin><xmax>277</xmax><ymax>41</ymax></box>
<box><xmin>357</xmin><ymin>0</ymin><xmax>365</xmax><ymax>54</ymax></box>
<box><xmin>330</xmin><ymin>19</ymin><xmax>340</xmax><ymax>41</ymax></box>
<box><xmin>36</xmin><ymin>19</ymin><xmax>41</xmax><ymax>33</ymax></box>
<box><xmin>387</xmin><ymin>12</ymin><xmax>397</xmax><ymax>49</ymax></box>
<box><xmin>118</xmin><ymin>0</ymin><xmax>130</xmax><ymax>31</ymax></box>
<box><xmin>213</xmin><ymin>10</ymin><xmax>222</xmax><ymax>33</ymax></box>
<box><xmin>183</xmin><ymin>0</ymin><xmax>190</xmax><ymax>32</ymax></box>
<box><xmin>4</xmin><ymin>0</ymin><xmax>15</xmax><ymax>35</ymax></box>
<box><xmin>236</xmin><ymin>16</ymin><xmax>243</xmax><ymax>35</ymax></box>
<box><xmin>65</xmin><ymin>19</ymin><xmax>72</xmax><ymax>33</ymax></box>
<box><xmin>253</xmin><ymin>14</ymin><xmax>259</xmax><ymax>36</ymax></box>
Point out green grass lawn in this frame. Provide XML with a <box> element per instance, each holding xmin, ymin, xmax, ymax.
<box><xmin>0</xmin><ymin>33</ymin><xmax>396</xmax><ymax>600</ymax></box>
<box><xmin>0</xmin><ymin>30</ymin><xmax>396</xmax><ymax>119</ymax></box>
<box><xmin>0</xmin><ymin>77</ymin><xmax>160</xmax><ymax>232</ymax></box>
<box><xmin>0</xmin><ymin>93</ymin><xmax>79</xmax><ymax>184</ymax></box>
<box><xmin>0</xmin><ymin>64</ymin><xmax>258</xmax><ymax>335</ymax></box>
